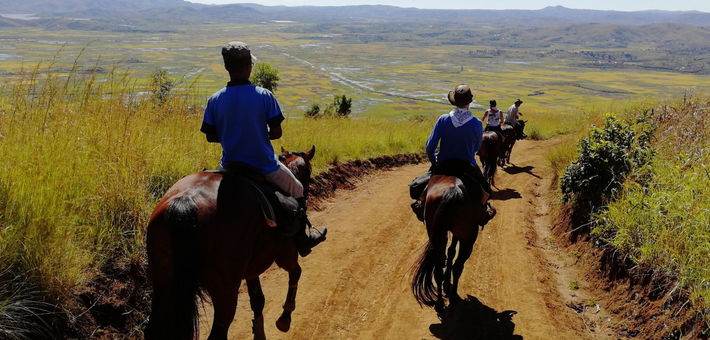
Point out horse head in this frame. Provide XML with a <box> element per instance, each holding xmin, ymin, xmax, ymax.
<box><xmin>279</xmin><ymin>145</ymin><xmax>315</xmax><ymax>198</ymax></box>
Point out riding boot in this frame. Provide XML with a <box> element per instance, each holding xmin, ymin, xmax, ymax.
<box><xmin>295</xmin><ymin>197</ymin><xmax>327</xmax><ymax>257</ymax></box>
<box><xmin>480</xmin><ymin>201</ymin><xmax>497</xmax><ymax>227</ymax></box>
<box><xmin>411</xmin><ymin>199</ymin><xmax>424</xmax><ymax>222</ymax></box>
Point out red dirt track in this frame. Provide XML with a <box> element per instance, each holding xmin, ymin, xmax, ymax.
<box><xmin>199</xmin><ymin>139</ymin><xmax>611</xmax><ymax>340</ymax></box>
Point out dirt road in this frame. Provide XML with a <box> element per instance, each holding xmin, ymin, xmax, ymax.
<box><xmin>199</xmin><ymin>139</ymin><xmax>602</xmax><ymax>340</ymax></box>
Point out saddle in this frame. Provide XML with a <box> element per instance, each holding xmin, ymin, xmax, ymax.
<box><xmin>208</xmin><ymin>162</ymin><xmax>301</xmax><ymax>236</ymax></box>
<box><xmin>409</xmin><ymin>161</ymin><xmax>485</xmax><ymax>212</ymax></box>
<box><xmin>433</xmin><ymin>160</ymin><xmax>485</xmax><ymax>201</ymax></box>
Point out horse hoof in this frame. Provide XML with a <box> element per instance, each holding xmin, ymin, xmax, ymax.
<box><xmin>276</xmin><ymin>316</ymin><xmax>292</xmax><ymax>333</ymax></box>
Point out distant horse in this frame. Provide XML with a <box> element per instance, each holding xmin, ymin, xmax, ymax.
<box><xmin>145</xmin><ymin>146</ymin><xmax>316</xmax><ymax>340</ymax></box>
<box><xmin>477</xmin><ymin>131</ymin><xmax>504</xmax><ymax>187</ymax></box>
<box><xmin>411</xmin><ymin>174</ymin><xmax>484</xmax><ymax>312</ymax></box>
<box><xmin>501</xmin><ymin>120</ymin><xmax>526</xmax><ymax>165</ymax></box>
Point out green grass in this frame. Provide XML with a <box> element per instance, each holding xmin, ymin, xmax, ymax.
<box><xmin>594</xmin><ymin>94</ymin><xmax>710</xmax><ymax>318</ymax></box>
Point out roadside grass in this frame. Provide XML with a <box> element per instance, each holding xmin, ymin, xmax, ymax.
<box><xmin>0</xmin><ymin>55</ymin><xmax>434</xmax><ymax>330</ymax></box>
<box><xmin>550</xmin><ymin>93</ymin><xmax>710</xmax><ymax>323</ymax></box>
<box><xmin>596</xmin><ymin>94</ymin><xmax>710</xmax><ymax>319</ymax></box>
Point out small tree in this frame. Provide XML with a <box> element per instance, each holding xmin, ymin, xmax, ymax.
<box><xmin>150</xmin><ymin>68</ymin><xmax>174</xmax><ymax>106</ymax></box>
<box><xmin>250</xmin><ymin>62</ymin><xmax>280</xmax><ymax>92</ymax></box>
<box><xmin>334</xmin><ymin>95</ymin><xmax>352</xmax><ymax>117</ymax></box>
<box><xmin>304</xmin><ymin>102</ymin><xmax>320</xmax><ymax>119</ymax></box>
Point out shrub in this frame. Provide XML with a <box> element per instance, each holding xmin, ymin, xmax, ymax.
<box><xmin>334</xmin><ymin>94</ymin><xmax>352</xmax><ymax>117</ymax></box>
<box><xmin>560</xmin><ymin>112</ymin><xmax>655</xmax><ymax>210</ymax></box>
<box><xmin>304</xmin><ymin>102</ymin><xmax>321</xmax><ymax>119</ymax></box>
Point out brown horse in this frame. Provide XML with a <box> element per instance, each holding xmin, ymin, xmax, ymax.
<box><xmin>145</xmin><ymin>146</ymin><xmax>316</xmax><ymax>340</ymax></box>
<box><xmin>411</xmin><ymin>174</ymin><xmax>484</xmax><ymax>312</ymax></box>
<box><xmin>477</xmin><ymin>131</ymin><xmax>503</xmax><ymax>187</ymax></box>
<box><xmin>501</xmin><ymin>120</ymin><xmax>526</xmax><ymax>165</ymax></box>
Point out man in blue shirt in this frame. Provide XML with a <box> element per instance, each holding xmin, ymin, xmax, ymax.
<box><xmin>201</xmin><ymin>41</ymin><xmax>326</xmax><ymax>257</ymax></box>
<box><xmin>411</xmin><ymin>84</ymin><xmax>495</xmax><ymax>226</ymax></box>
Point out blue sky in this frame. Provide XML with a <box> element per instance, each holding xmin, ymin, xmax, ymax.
<box><xmin>186</xmin><ymin>0</ymin><xmax>710</xmax><ymax>12</ymax></box>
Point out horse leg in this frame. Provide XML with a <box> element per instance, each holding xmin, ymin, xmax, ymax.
<box><xmin>450</xmin><ymin>240</ymin><xmax>474</xmax><ymax>306</ymax></box>
<box><xmin>443</xmin><ymin>237</ymin><xmax>458</xmax><ymax>296</ymax></box>
<box><xmin>206</xmin><ymin>279</ymin><xmax>241</xmax><ymax>340</ymax></box>
<box><xmin>433</xmin><ymin>243</ymin><xmax>448</xmax><ymax>314</ymax></box>
<box><xmin>247</xmin><ymin>278</ymin><xmax>266</xmax><ymax>340</ymax></box>
<box><xmin>275</xmin><ymin>253</ymin><xmax>302</xmax><ymax>333</ymax></box>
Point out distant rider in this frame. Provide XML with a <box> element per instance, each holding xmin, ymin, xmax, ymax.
<box><xmin>505</xmin><ymin>99</ymin><xmax>527</xmax><ymax>139</ymax></box>
<box><xmin>482</xmin><ymin>99</ymin><xmax>504</xmax><ymax>139</ymax></box>
<box><xmin>410</xmin><ymin>84</ymin><xmax>496</xmax><ymax>226</ymax></box>
<box><xmin>200</xmin><ymin>41</ymin><xmax>326</xmax><ymax>257</ymax></box>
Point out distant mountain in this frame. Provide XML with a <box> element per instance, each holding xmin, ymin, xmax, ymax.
<box><xmin>502</xmin><ymin>23</ymin><xmax>710</xmax><ymax>48</ymax></box>
<box><xmin>3</xmin><ymin>3</ymin><xmax>710</xmax><ymax>29</ymax></box>
<box><xmin>0</xmin><ymin>0</ymin><xmax>203</xmax><ymax>14</ymax></box>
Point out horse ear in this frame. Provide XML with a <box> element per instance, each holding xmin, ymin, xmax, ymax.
<box><xmin>281</xmin><ymin>146</ymin><xmax>288</xmax><ymax>154</ymax></box>
<box><xmin>306</xmin><ymin>145</ymin><xmax>315</xmax><ymax>160</ymax></box>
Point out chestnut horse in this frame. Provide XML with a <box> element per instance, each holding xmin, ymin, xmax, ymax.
<box><xmin>476</xmin><ymin>131</ymin><xmax>503</xmax><ymax>187</ymax></box>
<box><xmin>501</xmin><ymin>120</ymin><xmax>526</xmax><ymax>165</ymax></box>
<box><xmin>411</xmin><ymin>174</ymin><xmax>484</xmax><ymax>312</ymax></box>
<box><xmin>145</xmin><ymin>146</ymin><xmax>316</xmax><ymax>340</ymax></box>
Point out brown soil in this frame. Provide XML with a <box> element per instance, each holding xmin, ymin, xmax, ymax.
<box><xmin>196</xmin><ymin>138</ymin><xmax>625</xmax><ymax>340</ymax></box>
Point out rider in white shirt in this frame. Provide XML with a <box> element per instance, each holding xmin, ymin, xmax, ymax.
<box><xmin>482</xmin><ymin>100</ymin><xmax>504</xmax><ymax>138</ymax></box>
<box><xmin>505</xmin><ymin>99</ymin><xmax>527</xmax><ymax>139</ymax></box>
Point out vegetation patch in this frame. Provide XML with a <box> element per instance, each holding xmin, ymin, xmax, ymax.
<box><xmin>554</xmin><ymin>94</ymin><xmax>710</xmax><ymax>336</ymax></box>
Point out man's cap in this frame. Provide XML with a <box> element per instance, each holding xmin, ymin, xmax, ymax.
<box><xmin>447</xmin><ymin>84</ymin><xmax>473</xmax><ymax>107</ymax></box>
<box><xmin>490</xmin><ymin>99</ymin><xmax>497</xmax><ymax>107</ymax></box>
<box><xmin>222</xmin><ymin>41</ymin><xmax>257</xmax><ymax>61</ymax></box>
<box><xmin>515</xmin><ymin>99</ymin><xmax>523</xmax><ymax>104</ymax></box>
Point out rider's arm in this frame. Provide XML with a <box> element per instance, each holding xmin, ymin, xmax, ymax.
<box><xmin>201</xmin><ymin>96</ymin><xmax>219</xmax><ymax>143</ymax></box>
<box><xmin>200</xmin><ymin>122</ymin><xmax>220</xmax><ymax>143</ymax></box>
<box><xmin>267</xmin><ymin>117</ymin><xmax>283</xmax><ymax>140</ymax></box>
<box><xmin>425</xmin><ymin>118</ymin><xmax>442</xmax><ymax>164</ymax></box>
<box><xmin>264</xmin><ymin>90</ymin><xmax>285</xmax><ymax>140</ymax></box>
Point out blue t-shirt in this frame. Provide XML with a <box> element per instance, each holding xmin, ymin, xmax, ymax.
<box><xmin>202</xmin><ymin>82</ymin><xmax>284</xmax><ymax>175</ymax></box>
<box><xmin>425</xmin><ymin>114</ymin><xmax>483</xmax><ymax>166</ymax></box>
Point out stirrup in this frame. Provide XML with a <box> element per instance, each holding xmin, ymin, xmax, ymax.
<box><xmin>480</xmin><ymin>191</ymin><xmax>490</xmax><ymax>205</ymax></box>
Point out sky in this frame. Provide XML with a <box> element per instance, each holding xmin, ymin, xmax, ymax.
<box><xmin>186</xmin><ymin>0</ymin><xmax>710</xmax><ymax>13</ymax></box>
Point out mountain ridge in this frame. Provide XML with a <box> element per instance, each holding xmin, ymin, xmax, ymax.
<box><xmin>2</xmin><ymin>2</ymin><xmax>709</xmax><ymax>28</ymax></box>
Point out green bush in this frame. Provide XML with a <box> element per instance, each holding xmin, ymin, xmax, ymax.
<box><xmin>560</xmin><ymin>112</ymin><xmax>655</xmax><ymax>209</ymax></box>
<box><xmin>304</xmin><ymin>102</ymin><xmax>321</xmax><ymax>119</ymax></box>
<box><xmin>595</xmin><ymin>95</ymin><xmax>710</xmax><ymax>317</ymax></box>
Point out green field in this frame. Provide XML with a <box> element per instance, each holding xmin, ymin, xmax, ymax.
<box><xmin>2</xmin><ymin>23</ymin><xmax>709</xmax><ymax>121</ymax></box>
<box><xmin>1</xmin><ymin>20</ymin><xmax>709</xmax><ymax>338</ymax></box>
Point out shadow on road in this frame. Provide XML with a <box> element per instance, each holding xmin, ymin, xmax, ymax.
<box><xmin>429</xmin><ymin>295</ymin><xmax>523</xmax><ymax>340</ymax></box>
<box><xmin>503</xmin><ymin>165</ymin><xmax>541</xmax><ymax>179</ymax></box>
<box><xmin>492</xmin><ymin>188</ymin><xmax>522</xmax><ymax>201</ymax></box>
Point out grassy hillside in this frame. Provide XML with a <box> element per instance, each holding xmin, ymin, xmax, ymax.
<box><xmin>556</xmin><ymin>93</ymin><xmax>710</xmax><ymax>326</ymax></box>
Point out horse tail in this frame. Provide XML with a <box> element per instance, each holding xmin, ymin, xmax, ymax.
<box><xmin>146</xmin><ymin>195</ymin><xmax>203</xmax><ymax>340</ymax></box>
<box><xmin>411</xmin><ymin>185</ymin><xmax>463</xmax><ymax>307</ymax></box>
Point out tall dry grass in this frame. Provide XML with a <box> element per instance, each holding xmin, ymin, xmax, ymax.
<box><xmin>0</xmin><ymin>53</ymin><xmax>434</xmax><ymax>311</ymax></box>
